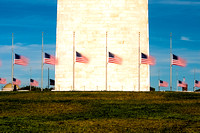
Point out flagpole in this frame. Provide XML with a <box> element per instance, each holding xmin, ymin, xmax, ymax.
<box><xmin>11</xmin><ymin>33</ymin><xmax>14</xmax><ymax>90</ymax></box>
<box><xmin>30</xmin><ymin>67</ymin><xmax>32</xmax><ymax>91</ymax></box>
<box><xmin>170</xmin><ymin>32</ymin><xmax>172</xmax><ymax>91</ymax></box>
<box><xmin>176</xmin><ymin>68</ymin><xmax>178</xmax><ymax>92</ymax></box>
<box><xmin>183</xmin><ymin>76</ymin><xmax>186</xmax><ymax>92</ymax></box>
<box><xmin>54</xmin><ymin>51</ymin><xmax>56</xmax><ymax>90</ymax></box>
<box><xmin>73</xmin><ymin>32</ymin><xmax>75</xmax><ymax>91</ymax></box>
<box><xmin>177</xmin><ymin>80</ymin><xmax>178</xmax><ymax>91</ymax></box>
<box><xmin>158</xmin><ymin>69</ymin><xmax>160</xmax><ymax>91</ymax></box>
<box><xmin>194</xmin><ymin>68</ymin><xmax>196</xmax><ymax>91</ymax></box>
<box><xmin>138</xmin><ymin>32</ymin><xmax>141</xmax><ymax>91</ymax></box>
<box><xmin>48</xmin><ymin>67</ymin><xmax>49</xmax><ymax>89</ymax></box>
<box><xmin>106</xmin><ymin>31</ymin><xmax>108</xmax><ymax>91</ymax></box>
<box><xmin>41</xmin><ymin>32</ymin><xmax>44</xmax><ymax>91</ymax></box>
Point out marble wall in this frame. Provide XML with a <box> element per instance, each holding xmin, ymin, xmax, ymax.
<box><xmin>55</xmin><ymin>0</ymin><xmax>149</xmax><ymax>91</ymax></box>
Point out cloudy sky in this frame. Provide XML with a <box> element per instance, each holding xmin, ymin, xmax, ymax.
<box><xmin>0</xmin><ymin>0</ymin><xmax>199</xmax><ymax>91</ymax></box>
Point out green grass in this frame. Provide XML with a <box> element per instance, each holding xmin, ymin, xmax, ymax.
<box><xmin>0</xmin><ymin>91</ymin><xmax>200</xmax><ymax>132</ymax></box>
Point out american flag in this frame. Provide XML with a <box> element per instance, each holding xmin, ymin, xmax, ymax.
<box><xmin>13</xmin><ymin>78</ymin><xmax>21</xmax><ymax>86</ymax></box>
<box><xmin>141</xmin><ymin>53</ymin><xmax>155</xmax><ymax>65</ymax></box>
<box><xmin>30</xmin><ymin>79</ymin><xmax>38</xmax><ymax>86</ymax></box>
<box><xmin>159</xmin><ymin>80</ymin><xmax>168</xmax><ymax>87</ymax></box>
<box><xmin>172</xmin><ymin>54</ymin><xmax>186</xmax><ymax>67</ymax></box>
<box><xmin>195</xmin><ymin>80</ymin><xmax>200</xmax><ymax>88</ymax></box>
<box><xmin>76</xmin><ymin>52</ymin><xmax>89</xmax><ymax>63</ymax></box>
<box><xmin>108</xmin><ymin>52</ymin><xmax>122</xmax><ymax>65</ymax></box>
<box><xmin>14</xmin><ymin>54</ymin><xmax>28</xmax><ymax>66</ymax></box>
<box><xmin>177</xmin><ymin>80</ymin><xmax>187</xmax><ymax>88</ymax></box>
<box><xmin>50</xmin><ymin>79</ymin><xmax>55</xmax><ymax>86</ymax></box>
<box><xmin>0</xmin><ymin>78</ymin><xmax>6</xmax><ymax>84</ymax></box>
<box><xmin>44</xmin><ymin>53</ymin><xmax>56</xmax><ymax>65</ymax></box>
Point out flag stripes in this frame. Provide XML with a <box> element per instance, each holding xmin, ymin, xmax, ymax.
<box><xmin>172</xmin><ymin>54</ymin><xmax>186</xmax><ymax>67</ymax></box>
<box><xmin>44</xmin><ymin>53</ymin><xmax>56</xmax><ymax>65</ymax></box>
<box><xmin>30</xmin><ymin>79</ymin><xmax>39</xmax><ymax>86</ymax></box>
<box><xmin>0</xmin><ymin>78</ymin><xmax>6</xmax><ymax>84</ymax></box>
<box><xmin>108</xmin><ymin>52</ymin><xmax>122</xmax><ymax>65</ymax></box>
<box><xmin>14</xmin><ymin>54</ymin><xmax>28</xmax><ymax>66</ymax></box>
<box><xmin>141</xmin><ymin>53</ymin><xmax>155</xmax><ymax>65</ymax></box>
<box><xmin>159</xmin><ymin>80</ymin><xmax>168</xmax><ymax>87</ymax></box>
<box><xmin>177</xmin><ymin>80</ymin><xmax>187</xmax><ymax>88</ymax></box>
<box><xmin>76</xmin><ymin>51</ymin><xmax>89</xmax><ymax>63</ymax></box>
<box><xmin>13</xmin><ymin>78</ymin><xmax>21</xmax><ymax>86</ymax></box>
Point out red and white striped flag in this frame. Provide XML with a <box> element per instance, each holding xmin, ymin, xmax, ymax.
<box><xmin>44</xmin><ymin>53</ymin><xmax>57</xmax><ymax>65</ymax></box>
<box><xmin>13</xmin><ymin>78</ymin><xmax>21</xmax><ymax>86</ymax></box>
<box><xmin>195</xmin><ymin>80</ymin><xmax>200</xmax><ymax>88</ymax></box>
<box><xmin>0</xmin><ymin>78</ymin><xmax>6</xmax><ymax>84</ymax></box>
<box><xmin>30</xmin><ymin>79</ymin><xmax>39</xmax><ymax>86</ymax></box>
<box><xmin>14</xmin><ymin>54</ymin><xmax>29</xmax><ymax>66</ymax></box>
<box><xmin>177</xmin><ymin>80</ymin><xmax>187</xmax><ymax>88</ymax></box>
<box><xmin>159</xmin><ymin>80</ymin><xmax>168</xmax><ymax>87</ymax></box>
<box><xmin>108</xmin><ymin>52</ymin><xmax>122</xmax><ymax>65</ymax></box>
<box><xmin>76</xmin><ymin>51</ymin><xmax>89</xmax><ymax>63</ymax></box>
<box><xmin>172</xmin><ymin>54</ymin><xmax>186</xmax><ymax>67</ymax></box>
<box><xmin>141</xmin><ymin>53</ymin><xmax>155</xmax><ymax>66</ymax></box>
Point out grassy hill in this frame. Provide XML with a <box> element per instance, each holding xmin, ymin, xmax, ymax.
<box><xmin>0</xmin><ymin>91</ymin><xmax>200</xmax><ymax>132</ymax></box>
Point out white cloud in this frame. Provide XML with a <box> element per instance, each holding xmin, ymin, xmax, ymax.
<box><xmin>0</xmin><ymin>45</ymin><xmax>12</xmax><ymax>54</ymax></box>
<box><xmin>180</xmin><ymin>36</ymin><xmax>190</xmax><ymax>41</ymax></box>
<box><xmin>177</xmin><ymin>50</ymin><xmax>200</xmax><ymax>64</ymax></box>
<box><xmin>150</xmin><ymin>0</ymin><xmax>200</xmax><ymax>5</ymax></box>
<box><xmin>5</xmin><ymin>0</ymin><xmax>57</xmax><ymax>5</ymax></box>
<box><xmin>162</xmin><ymin>1</ymin><xmax>200</xmax><ymax>5</ymax></box>
<box><xmin>190</xmin><ymin>69</ymin><xmax>200</xmax><ymax>74</ymax></box>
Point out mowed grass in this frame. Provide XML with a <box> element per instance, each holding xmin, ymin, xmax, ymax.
<box><xmin>0</xmin><ymin>91</ymin><xmax>200</xmax><ymax>132</ymax></box>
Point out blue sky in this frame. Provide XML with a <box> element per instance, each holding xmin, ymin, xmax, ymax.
<box><xmin>149</xmin><ymin>0</ymin><xmax>200</xmax><ymax>91</ymax></box>
<box><xmin>0</xmin><ymin>0</ymin><xmax>200</xmax><ymax>91</ymax></box>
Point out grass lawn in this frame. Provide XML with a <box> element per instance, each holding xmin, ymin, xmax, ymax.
<box><xmin>0</xmin><ymin>91</ymin><xmax>200</xmax><ymax>132</ymax></box>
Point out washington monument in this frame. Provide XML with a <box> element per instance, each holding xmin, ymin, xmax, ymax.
<box><xmin>55</xmin><ymin>0</ymin><xmax>149</xmax><ymax>91</ymax></box>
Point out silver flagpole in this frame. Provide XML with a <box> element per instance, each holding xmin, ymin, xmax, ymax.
<box><xmin>170</xmin><ymin>33</ymin><xmax>172</xmax><ymax>91</ymax></box>
<box><xmin>30</xmin><ymin>67</ymin><xmax>32</xmax><ymax>91</ymax></box>
<box><xmin>11</xmin><ymin>33</ymin><xmax>14</xmax><ymax>90</ymax></box>
<box><xmin>41</xmin><ymin>32</ymin><xmax>44</xmax><ymax>91</ymax></box>
<box><xmin>176</xmin><ymin>68</ymin><xmax>178</xmax><ymax>92</ymax></box>
<box><xmin>73</xmin><ymin>32</ymin><xmax>75</xmax><ymax>91</ymax></box>
<box><xmin>54</xmin><ymin>51</ymin><xmax>56</xmax><ymax>90</ymax></box>
<box><xmin>177</xmin><ymin>80</ymin><xmax>178</xmax><ymax>92</ymax></box>
<box><xmin>106</xmin><ymin>32</ymin><xmax>108</xmax><ymax>91</ymax></box>
<box><xmin>194</xmin><ymin>68</ymin><xmax>196</xmax><ymax>92</ymax></box>
<box><xmin>138</xmin><ymin>32</ymin><xmax>141</xmax><ymax>91</ymax></box>
<box><xmin>158</xmin><ymin>69</ymin><xmax>160</xmax><ymax>91</ymax></box>
<box><xmin>48</xmin><ymin>67</ymin><xmax>49</xmax><ymax>89</ymax></box>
